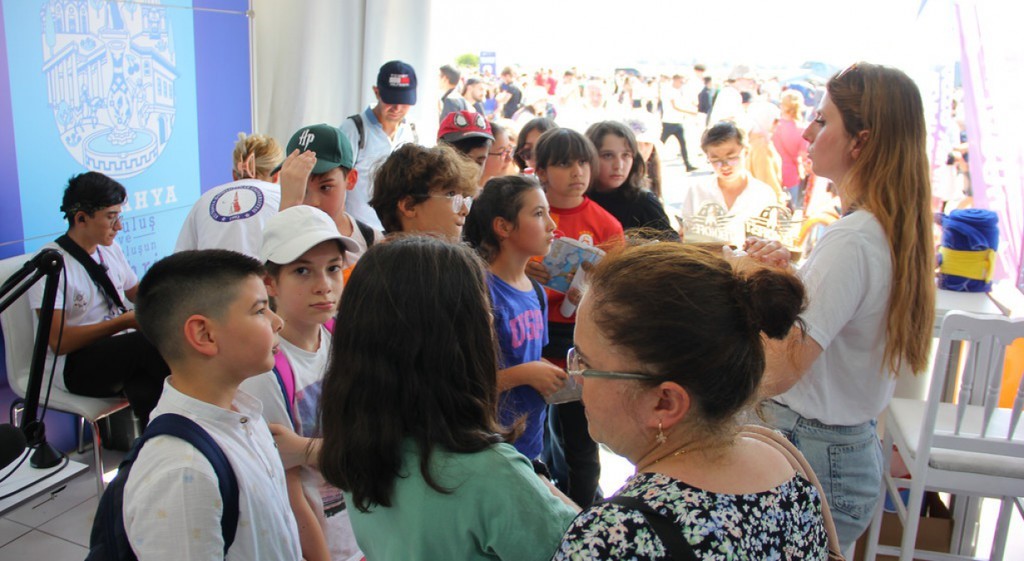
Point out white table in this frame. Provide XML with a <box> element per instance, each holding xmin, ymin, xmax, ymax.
<box><xmin>933</xmin><ymin>288</ymin><xmax>1005</xmax><ymax>337</ymax></box>
<box><xmin>0</xmin><ymin>451</ymin><xmax>88</xmax><ymax>514</ymax></box>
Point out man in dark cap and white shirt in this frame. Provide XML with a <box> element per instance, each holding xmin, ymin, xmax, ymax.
<box><xmin>341</xmin><ymin>60</ymin><xmax>419</xmax><ymax>230</ymax></box>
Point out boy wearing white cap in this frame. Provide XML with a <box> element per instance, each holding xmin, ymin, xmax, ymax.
<box><xmin>240</xmin><ymin>205</ymin><xmax>362</xmax><ymax>561</ymax></box>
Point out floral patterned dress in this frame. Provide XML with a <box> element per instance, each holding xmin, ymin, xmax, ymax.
<box><xmin>553</xmin><ymin>471</ymin><xmax>828</xmax><ymax>560</ymax></box>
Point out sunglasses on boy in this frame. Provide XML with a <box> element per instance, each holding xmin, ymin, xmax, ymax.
<box><xmin>566</xmin><ymin>347</ymin><xmax>650</xmax><ymax>381</ymax></box>
<box><xmin>421</xmin><ymin>192</ymin><xmax>473</xmax><ymax>212</ymax></box>
<box><xmin>709</xmin><ymin>156</ymin><xmax>742</xmax><ymax>169</ymax></box>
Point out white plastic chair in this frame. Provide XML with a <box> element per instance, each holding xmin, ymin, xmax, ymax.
<box><xmin>0</xmin><ymin>253</ymin><xmax>130</xmax><ymax>496</ymax></box>
<box><xmin>863</xmin><ymin>310</ymin><xmax>1024</xmax><ymax>561</ymax></box>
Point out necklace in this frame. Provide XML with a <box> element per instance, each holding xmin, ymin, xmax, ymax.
<box><xmin>635</xmin><ymin>440</ymin><xmax>724</xmax><ymax>473</ymax></box>
<box><xmin>635</xmin><ymin>445</ymin><xmax>689</xmax><ymax>472</ymax></box>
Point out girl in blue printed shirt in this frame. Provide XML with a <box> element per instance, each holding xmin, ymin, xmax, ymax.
<box><xmin>464</xmin><ymin>175</ymin><xmax>568</xmax><ymax>459</ymax></box>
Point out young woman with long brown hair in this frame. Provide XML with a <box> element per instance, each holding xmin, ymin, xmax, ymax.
<box><xmin>751</xmin><ymin>62</ymin><xmax>935</xmax><ymax>551</ymax></box>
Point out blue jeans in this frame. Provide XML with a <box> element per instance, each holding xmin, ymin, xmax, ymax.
<box><xmin>762</xmin><ymin>400</ymin><xmax>884</xmax><ymax>550</ymax></box>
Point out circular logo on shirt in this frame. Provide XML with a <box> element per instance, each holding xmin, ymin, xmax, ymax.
<box><xmin>209</xmin><ymin>185</ymin><xmax>265</xmax><ymax>223</ymax></box>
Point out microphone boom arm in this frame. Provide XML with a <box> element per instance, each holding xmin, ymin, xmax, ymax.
<box><xmin>0</xmin><ymin>248</ymin><xmax>65</xmax><ymax>468</ymax></box>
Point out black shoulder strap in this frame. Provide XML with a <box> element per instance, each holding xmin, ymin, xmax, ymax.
<box><xmin>529</xmin><ymin>278</ymin><xmax>546</xmax><ymax>315</ymax></box>
<box><xmin>355</xmin><ymin>219</ymin><xmax>375</xmax><ymax>249</ymax></box>
<box><xmin>605</xmin><ymin>495</ymin><xmax>697</xmax><ymax>561</ymax></box>
<box><xmin>348</xmin><ymin>114</ymin><xmax>365</xmax><ymax>151</ymax></box>
<box><xmin>54</xmin><ymin>235</ymin><xmax>126</xmax><ymax>314</ymax></box>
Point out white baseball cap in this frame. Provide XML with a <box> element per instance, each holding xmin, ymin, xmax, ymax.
<box><xmin>260</xmin><ymin>205</ymin><xmax>359</xmax><ymax>264</ymax></box>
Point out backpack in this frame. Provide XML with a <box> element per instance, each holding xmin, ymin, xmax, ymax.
<box><xmin>272</xmin><ymin>318</ymin><xmax>336</xmax><ymax>427</ymax></box>
<box><xmin>354</xmin><ymin>219</ymin><xmax>376</xmax><ymax>250</ymax></box>
<box><xmin>346</xmin><ymin>113</ymin><xmax>419</xmax><ymax>151</ymax></box>
<box><xmin>86</xmin><ymin>414</ymin><xmax>240</xmax><ymax>561</ymax></box>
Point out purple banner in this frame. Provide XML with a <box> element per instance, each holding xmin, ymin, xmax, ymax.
<box><xmin>956</xmin><ymin>0</ymin><xmax>1024</xmax><ymax>285</ymax></box>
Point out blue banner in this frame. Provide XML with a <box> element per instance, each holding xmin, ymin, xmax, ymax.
<box><xmin>0</xmin><ymin>0</ymin><xmax>251</xmax><ymax>277</ymax></box>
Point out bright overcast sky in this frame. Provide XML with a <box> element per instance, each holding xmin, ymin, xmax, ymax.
<box><xmin>430</xmin><ymin>0</ymin><xmax>961</xmax><ymax>75</ymax></box>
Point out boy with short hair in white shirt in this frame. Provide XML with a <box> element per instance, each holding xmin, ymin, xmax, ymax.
<box><xmin>239</xmin><ymin>205</ymin><xmax>362</xmax><ymax>561</ymax></box>
<box><xmin>128</xmin><ymin>250</ymin><xmax>300</xmax><ymax>561</ymax></box>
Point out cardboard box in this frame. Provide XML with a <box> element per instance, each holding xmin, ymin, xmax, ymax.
<box><xmin>854</xmin><ymin>492</ymin><xmax>954</xmax><ymax>561</ymax></box>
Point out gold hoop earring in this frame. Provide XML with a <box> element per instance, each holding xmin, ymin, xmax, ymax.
<box><xmin>656</xmin><ymin>420</ymin><xmax>667</xmax><ymax>445</ymax></box>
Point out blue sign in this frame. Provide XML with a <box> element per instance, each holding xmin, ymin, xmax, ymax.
<box><xmin>479</xmin><ymin>50</ymin><xmax>496</xmax><ymax>77</ymax></box>
<box><xmin>0</xmin><ymin>0</ymin><xmax>251</xmax><ymax>277</ymax></box>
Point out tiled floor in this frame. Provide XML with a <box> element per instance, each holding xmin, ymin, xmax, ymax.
<box><xmin>0</xmin><ymin>448</ymin><xmax>121</xmax><ymax>560</ymax></box>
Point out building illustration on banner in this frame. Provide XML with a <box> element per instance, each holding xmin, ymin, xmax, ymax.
<box><xmin>40</xmin><ymin>0</ymin><xmax>177</xmax><ymax>179</ymax></box>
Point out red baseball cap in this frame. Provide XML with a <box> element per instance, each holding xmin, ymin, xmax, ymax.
<box><xmin>437</xmin><ymin>111</ymin><xmax>494</xmax><ymax>143</ymax></box>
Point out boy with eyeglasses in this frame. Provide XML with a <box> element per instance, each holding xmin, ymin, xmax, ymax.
<box><xmin>368</xmin><ymin>143</ymin><xmax>481</xmax><ymax>240</ymax></box>
<box><xmin>678</xmin><ymin>121</ymin><xmax>777</xmax><ymax>247</ymax></box>
<box><xmin>27</xmin><ymin>171</ymin><xmax>169</xmax><ymax>422</ymax></box>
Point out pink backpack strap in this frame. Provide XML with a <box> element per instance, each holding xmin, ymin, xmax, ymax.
<box><xmin>273</xmin><ymin>351</ymin><xmax>296</xmax><ymax>411</ymax></box>
<box><xmin>325</xmin><ymin>318</ymin><xmax>336</xmax><ymax>334</ymax></box>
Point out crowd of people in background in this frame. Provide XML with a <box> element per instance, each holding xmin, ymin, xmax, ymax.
<box><xmin>34</xmin><ymin>55</ymin><xmax>959</xmax><ymax>560</ymax></box>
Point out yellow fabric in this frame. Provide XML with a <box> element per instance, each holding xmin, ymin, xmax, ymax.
<box><xmin>939</xmin><ymin>247</ymin><xmax>996</xmax><ymax>282</ymax></box>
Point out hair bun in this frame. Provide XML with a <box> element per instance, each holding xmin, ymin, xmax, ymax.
<box><xmin>737</xmin><ymin>268</ymin><xmax>805</xmax><ymax>340</ymax></box>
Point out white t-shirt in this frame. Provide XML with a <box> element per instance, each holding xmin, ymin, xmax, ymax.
<box><xmin>240</xmin><ymin>327</ymin><xmax>361</xmax><ymax>561</ymax></box>
<box><xmin>709</xmin><ymin>86</ymin><xmax>744</xmax><ymax>126</ymax></box>
<box><xmin>341</xmin><ymin>107</ymin><xmax>417</xmax><ymax>231</ymax></box>
<box><xmin>776</xmin><ymin>210</ymin><xmax>899</xmax><ymax>425</ymax></box>
<box><xmin>662</xmin><ymin>85</ymin><xmax>691</xmax><ymax>124</ymax></box>
<box><xmin>679</xmin><ymin>174</ymin><xmax>778</xmax><ymax>247</ymax></box>
<box><xmin>174</xmin><ymin>179</ymin><xmax>282</xmax><ymax>259</ymax></box>
<box><xmin>124</xmin><ymin>380</ymin><xmax>302</xmax><ymax>561</ymax></box>
<box><xmin>26</xmin><ymin>240</ymin><xmax>137</xmax><ymax>390</ymax></box>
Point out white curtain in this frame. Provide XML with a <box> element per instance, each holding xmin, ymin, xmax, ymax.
<box><xmin>252</xmin><ymin>0</ymin><xmax>436</xmax><ymax>144</ymax></box>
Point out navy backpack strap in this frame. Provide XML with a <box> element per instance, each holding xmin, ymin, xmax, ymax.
<box><xmin>530</xmin><ymin>278</ymin><xmax>546</xmax><ymax>315</ymax></box>
<box><xmin>348</xmin><ymin>114</ymin><xmax>365</xmax><ymax>150</ymax></box>
<box><xmin>605</xmin><ymin>495</ymin><xmax>697</xmax><ymax>561</ymax></box>
<box><xmin>144</xmin><ymin>414</ymin><xmax>240</xmax><ymax>554</ymax></box>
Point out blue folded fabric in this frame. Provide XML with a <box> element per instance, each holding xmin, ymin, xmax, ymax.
<box><xmin>938</xmin><ymin>209</ymin><xmax>999</xmax><ymax>292</ymax></box>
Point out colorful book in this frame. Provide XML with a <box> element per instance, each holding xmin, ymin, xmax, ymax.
<box><xmin>541</xmin><ymin>237</ymin><xmax>605</xmax><ymax>293</ymax></box>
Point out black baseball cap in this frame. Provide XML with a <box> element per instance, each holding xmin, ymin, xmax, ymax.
<box><xmin>377</xmin><ymin>60</ymin><xmax>418</xmax><ymax>105</ymax></box>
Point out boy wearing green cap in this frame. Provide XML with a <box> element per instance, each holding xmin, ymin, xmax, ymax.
<box><xmin>279</xmin><ymin>124</ymin><xmax>383</xmax><ymax>267</ymax></box>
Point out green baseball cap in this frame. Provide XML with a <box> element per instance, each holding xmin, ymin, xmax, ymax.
<box><xmin>282</xmin><ymin>124</ymin><xmax>355</xmax><ymax>175</ymax></box>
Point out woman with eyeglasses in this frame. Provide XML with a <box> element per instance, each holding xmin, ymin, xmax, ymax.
<box><xmin>552</xmin><ymin>242</ymin><xmax>828</xmax><ymax>560</ymax></box>
<box><xmin>480</xmin><ymin>120</ymin><xmax>515</xmax><ymax>187</ymax></box>
<box><xmin>369</xmin><ymin>143</ymin><xmax>481</xmax><ymax>239</ymax></box>
<box><xmin>748</xmin><ymin>62</ymin><xmax>935</xmax><ymax>551</ymax></box>
<box><xmin>678</xmin><ymin>121</ymin><xmax>779</xmax><ymax>246</ymax></box>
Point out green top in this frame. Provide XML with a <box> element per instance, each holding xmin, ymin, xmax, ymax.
<box><xmin>345</xmin><ymin>440</ymin><xmax>578</xmax><ymax>560</ymax></box>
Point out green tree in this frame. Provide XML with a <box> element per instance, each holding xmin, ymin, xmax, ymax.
<box><xmin>455</xmin><ymin>53</ymin><xmax>479</xmax><ymax>69</ymax></box>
